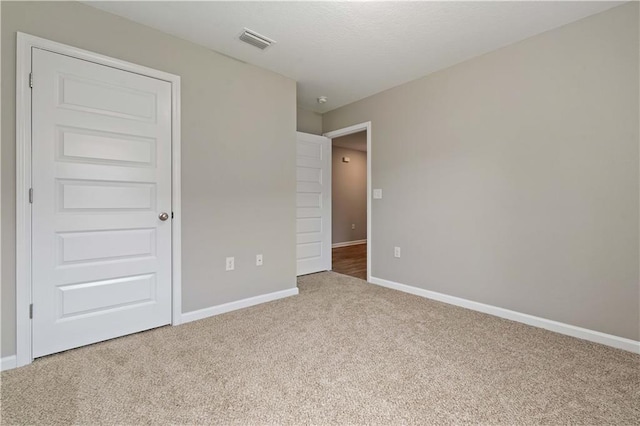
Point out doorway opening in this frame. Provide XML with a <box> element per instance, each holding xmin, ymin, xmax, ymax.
<box><xmin>324</xmin><ymin>122</ymin><xmax>372</xmax><ymax>282</ymax></box>
<box><xmin>330</xmin><ymin>131</ymin><xmax>367</xmax><ymax>280</ymax></box>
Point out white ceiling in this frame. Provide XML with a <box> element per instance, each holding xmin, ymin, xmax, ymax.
<box><xmin>86</xmin><ymin>1</ymin><xmax>623</xmax><ymax>113</ymax></box>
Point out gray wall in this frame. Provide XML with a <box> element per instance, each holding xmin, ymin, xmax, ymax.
<box><xmin>1</xmin><ymin>1</ymin><xmax>297</xmax><ymax>357</ymax></box>
<box><xmin>297</xmin><ymin>107</ymin><xmax>323</xmax><ymax>135</ymax></box>
<box><xmin>324</xmin><ymin>3</ymin><xmax>639</xmax><ymax>340</ymax></box>
<box><xmin>332</xmin><ymin>145</ymin><xmax>367</xmax><ymax>244</ymax></box>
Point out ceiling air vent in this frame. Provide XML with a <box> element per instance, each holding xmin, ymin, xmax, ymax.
<box><xmin>239</xmin><ymin>28</ymin><xmax>275</xmax><ymax>50</ymax></box>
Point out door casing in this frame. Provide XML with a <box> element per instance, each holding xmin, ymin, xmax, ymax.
<box><xmin>15</xmin><ymin>32</ymin><xmax>182</xmax><ymax>367</ymax></box>
<box><xmin>324</xmin><ymin>122</ymin><xmax>372</xmax><ymax>283</ymax></box>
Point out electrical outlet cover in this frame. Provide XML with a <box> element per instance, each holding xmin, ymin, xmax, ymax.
<box><xmin>226</xmin><ymin>257</ymin><xmax>235</xmax><ymax>271</ymax></box>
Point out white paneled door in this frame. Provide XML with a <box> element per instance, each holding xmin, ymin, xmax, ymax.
<box><xmin>31</xmin><ymin>48</ymin><xmax>173</xmax><ymax>357</ymax></box>
<box><xmin>296</xmin><ymin>132</ymin><xmax>331</xmax><ymax>276</ymax></box>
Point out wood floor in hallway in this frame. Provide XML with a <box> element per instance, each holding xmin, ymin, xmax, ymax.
<box><xmin>332</xmin><ymin>243</ymin><xmax>367</xmax><ymax>280</ymax></box>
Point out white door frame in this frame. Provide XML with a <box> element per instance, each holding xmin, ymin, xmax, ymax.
<box><xmin>323</xmin><ymin>122</ymin><xmax>372</xmax><ymax>282</ymax></box>
<box><xmin>15</xmin><ymin>33</ymin><xmax>182</xmax><ymax>367</ymax></box>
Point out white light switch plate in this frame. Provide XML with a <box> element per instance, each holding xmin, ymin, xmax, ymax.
<box><xmin>373</xmin><ymin>189</ymin><xmax>382</xmax><ymax>199</ymax></box>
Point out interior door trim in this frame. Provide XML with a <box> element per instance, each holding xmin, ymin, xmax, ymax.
<box><xmin>323</xmin><ymin>122</ymin><xmax>372</xmax><ymax>283</ymax></box>
<box><xmin>15</xmin><ymin>32</ymin><xmax>183</xmax><ymax>368</ymax></box>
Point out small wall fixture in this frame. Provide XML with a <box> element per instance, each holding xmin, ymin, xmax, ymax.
<box><xmin>342</xmin><ymin>157</ymin><xmax>350</xmax><ymax>163</ymax></box>
<box><xmin>317</xmin><ymin>96</ymin><xmax>328</xmax><ymax>104</ymax></box>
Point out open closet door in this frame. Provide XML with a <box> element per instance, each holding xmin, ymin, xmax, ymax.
<box><xmin>296</xmin><ymin>132</ymin><xmax>331</xmax><ymax>276</ymax></box>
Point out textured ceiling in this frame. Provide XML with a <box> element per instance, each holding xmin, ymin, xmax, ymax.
<box><xmin>86</xmin><ymin>1</ymin><xmax>623</xmax><ymax>113</ymax></box>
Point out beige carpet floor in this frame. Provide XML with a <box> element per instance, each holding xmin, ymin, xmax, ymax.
<box><xmin>2</xmin><ymin>271</ymin><xmax>639</xmax><ymax>424</ymax></box>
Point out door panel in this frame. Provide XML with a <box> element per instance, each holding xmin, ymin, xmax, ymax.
<box><xmin>296</xmin><ymin>132</ymin><xmax>331</xmax><ymax>276</ymax></box>
<box><xmin>59</xmin><ymin>128</ymin><xmax>156</xmax><ymax>166</ymax></box>
<box><xmin>57</xmin><ymin>229</ymin><xmax>156</xmax><ymax>264</ymax></box>
<box><xmin>32</xmin><ymin>48</ymin><xmax>172</xmax><ymax>357</ymax></box>
<box><xmin>59</xmin><ymin>180</ymin><xmax>156</xmax><ymax>210</ymax></box>
<box><xmin>57</xmin><ymin>73</ymin><xmax>157</xmax><ymax>121</ymax></box>
<box><xmin>57</xmin><ymin>274</ymin><xmax>156</xmax><ymax>318</ymax></box>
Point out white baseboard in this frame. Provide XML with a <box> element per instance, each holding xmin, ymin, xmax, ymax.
<box><xmin>181</xmin><ymin>287</ymin><xmax>299</xmax><ymax>324</ymax></box>
<box><xmin>369</xmin><ymin>276</ymin><xmax>640</xmax><ymax>354</ymax></box>
<box><xmin>1</xmin><ymin>355</ymin><xmax>17</xmax><ymax>371</ymax></box>
<box><xmin>332</xmin><ymin>239</ymin><xmax>367</xmax><ymax>249</ymax></box>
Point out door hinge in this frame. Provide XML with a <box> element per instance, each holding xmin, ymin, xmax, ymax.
<box><xmin>29</xmin><ymin>304</ymin><xmax>33</xmax><ymax>319</ymax></box>
<box><xmin>29</xmin><ymin>188</ymin><xmax>33</xmax><ymax>204</ymax></box>
<box><xmin>29</xmin><ymin>72</ymin><xmax>33</xmax><ymax>89</ymax></box>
